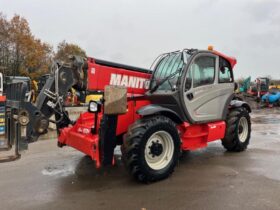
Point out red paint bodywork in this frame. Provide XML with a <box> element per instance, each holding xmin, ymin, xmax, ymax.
<box><xmin>178</xmin><ymin>121</ymin><xmax>226</xmax><ymax>150</ymax></box>
<box><xmin>59</xmin><ymin>57</ymin><xmax>152</xmax><ymax>167</ymax></box>
<box><xmin>58</xmin><ymin>99</ymin><xmax>150</xmax><ymax>168</ymax></box>
<box><xmin>0</xmin><ymin>96</ymin><xmax>6</xmax><ymax>102</ymax></box>
<box><xmin>247</xmin><ymin>89</ymin><xmax>268</xmax><ymax>97</ymax></box>
<box><xmin>87</xmin><ymin>57</ymin><xmax>151</xmax><ymax>94</ymax></box>
<box><xmin>58</xmin><ymin>52</ymin><xmax>229</xmax><ymax>167</ymax></box>
<box><xmin>213</xmin><ymin>50</ymin><xmax>237</xmax><ymax>68</ymax></box>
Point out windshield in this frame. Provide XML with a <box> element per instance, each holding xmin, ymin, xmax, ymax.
<box><xmin>150</xmin><ymin>51</ymin><xmax>190</xmax><ymax>91</ymax></box>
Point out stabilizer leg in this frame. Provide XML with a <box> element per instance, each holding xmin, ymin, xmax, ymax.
<box><xmin>99</xmin><ymin>115</ymin><xmax>118</xmax><ymax>166</ymax></box>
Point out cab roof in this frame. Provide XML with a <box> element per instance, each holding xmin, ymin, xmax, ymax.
<box><xmin>212</xmin><ymin>50</ymin><xmax>237</xmax><ymax>69</ymax></box>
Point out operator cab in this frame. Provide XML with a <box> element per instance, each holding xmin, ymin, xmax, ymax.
<box><xmin>148</xmin><ymin>47</ymin><xmax>236</xmax><ymax>124</ymax></box>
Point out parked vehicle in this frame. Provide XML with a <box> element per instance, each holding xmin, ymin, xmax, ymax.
<box><xmin>3</xmin><ymin>47</ymin><xmax>251</xmax><ymax>182</ymax></box>
<box><xmin>262</xmin><ymin>90</ymin><xmax>280</xmax><ymax>107</ymax></box>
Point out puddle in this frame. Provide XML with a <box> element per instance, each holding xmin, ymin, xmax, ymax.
<box><xmin>252</xmin><ymin>116</ymin><xmax>280</xmax><ymax>124</ymax></box>
<box><xmin>258</xmin><ymin>131</ymin><xmax>278</xmax><ymax>136</ymax></box>
<box><xmin>42</xmin><ymin>164</ymin><xmax>75</xmax><ymax>177</ymax></box>
<box><xmin>247</xmin><ymin>167</ymin><xmax>280</xmax><ymax>181</ymax></box>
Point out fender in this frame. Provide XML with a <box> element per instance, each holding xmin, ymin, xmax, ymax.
<box><xmin>229</xmin><ymin>100</ymin><xmax>252</xmax><ymax>113</ymax></box>
<box><xmin>137</xmin><ymin>104</ymin><xmax>184</xmax><ymax>124</ymax></box>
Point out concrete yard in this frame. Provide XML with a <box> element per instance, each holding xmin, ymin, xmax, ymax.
<box><xmin>0</xmin><ymin>108</ymin><xmax>280</xmax><ymax>210</ymax></box>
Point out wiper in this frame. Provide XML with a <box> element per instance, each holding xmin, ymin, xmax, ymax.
<box><xmin>150</xmin><ymin>68</ymin><xmax>182</xmax><ymax>93</ymax></box>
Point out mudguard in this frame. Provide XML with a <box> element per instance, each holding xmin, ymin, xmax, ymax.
<box><xmin>229</xmin><ymin>100</ymin><xmax>251</xmax><ymax>113</ymax></box>
<box><xmin>137</xmin><ymin>104</ymin><xmax>183</xmax><ymax>124</ymax></box>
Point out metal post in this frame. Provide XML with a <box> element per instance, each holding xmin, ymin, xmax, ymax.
<box><xmin>15</xmin><ymin>122</ymin><xmax>20</xmax><ymax>158</ymax></box>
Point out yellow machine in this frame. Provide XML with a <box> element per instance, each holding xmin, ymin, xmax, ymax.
<box><xmin>269</xmin><ymin>85</ymin><xmax>280</xmax><ymax>90</ymax></box>
<box><xmin>31</xmin><ymin>80</ymin><xmax>38</xmax><ymax>103</ymax></box>
<box><xmin>85</xmin><ymin>94</ymin><xmax>103</xmax><ymax>103</ymax></box>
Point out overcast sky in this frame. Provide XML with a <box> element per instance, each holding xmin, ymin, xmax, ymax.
<box><xmin>1</xmin><ymin>0</ymin><xmax>280</xmax><ymax>79</ymax></box>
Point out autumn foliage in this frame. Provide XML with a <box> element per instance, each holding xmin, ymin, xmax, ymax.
<box><xmin>55</xmin><ymin>40</ymin><xmax>86</xmax><ymax>62</ymax></box>
<box><xmin>0</xmin><ymin>13</ymin><xmax>86</xmax><ymax>80</ymax></box>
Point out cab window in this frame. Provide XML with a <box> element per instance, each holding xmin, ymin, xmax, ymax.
<box><xmin>151</xmin><ymin>53</ymin><xmax>184</xmax><ymax>91</ymax></box>
<box><xmin>219</xmin><ymin>57</ymin><xmax>233</xmax><ymax>83</ymax></box>
<box><xmin>190</xmin><ymin>56</ymin><xmax>215</xmax><ymax>88</ymax></box>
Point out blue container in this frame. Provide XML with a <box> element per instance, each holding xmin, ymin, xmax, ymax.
<box><xmin>262</xmin><ymin>92</ymin><xmax>280</xmax><ymax>103</ymax></box>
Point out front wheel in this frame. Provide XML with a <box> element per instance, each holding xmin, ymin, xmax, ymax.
<box><xmin>222</xmin><ymin>107</ymin><xmax>251</xmax><ymax>152</ymax></box>
<box><xmin>122</xmin><ymin>116</ymin><xmax>180</xmax><ymax>182</ymax></box>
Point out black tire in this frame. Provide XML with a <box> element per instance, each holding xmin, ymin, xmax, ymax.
<box><xmin>122</xmin><ymin>116</ymin><xmax>180</xmax><ymax>183</ymax></box>
<box><xmin>222</xmin><ymin>107</ymin><xmax>251</xmax><ymax>152</ymax></box>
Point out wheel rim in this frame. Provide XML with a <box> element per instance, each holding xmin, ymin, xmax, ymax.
<box><xmin>144</xmin><ymin>131</ymin><xmax>174</xmax><ymax>170</ymax></box>
<box><xmin>238</xmin><ymin>117</ymin><xmax>249</xmax><ymax>143</ymax></box>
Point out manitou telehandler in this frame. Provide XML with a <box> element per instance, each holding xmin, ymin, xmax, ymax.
<box><xmin>4</xmin><ymin>46</ymin><xmax>251</xmax><ymax>182</ymax></box>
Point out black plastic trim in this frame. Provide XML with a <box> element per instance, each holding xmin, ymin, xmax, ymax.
<box><xmin>137</xmin><ymin>104</ymin><xmax>184</xmax><ymax>124</ymax></box>
<box><xmin>222</xmin><ymin>93</ymin><xmax>235</xmax><ymax>119</ymax></box>
<box><xmin>94</xmin><ymin>59</ymin><xmax>152</xmax><ymax>74</ymax></box>
<box><xmin>229</xmin><ymin>100</ymin><xmax>252</xmax><ymax>113</ymax></box>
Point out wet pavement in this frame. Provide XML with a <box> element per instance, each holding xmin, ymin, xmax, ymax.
<box><xmin>0</xmin><ymin>108</ymin><xmax>280</xmax><ymax>210</ymax></box>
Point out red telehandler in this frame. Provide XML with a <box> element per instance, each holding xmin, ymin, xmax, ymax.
<box><xmin>4</xmin><ymin>47</ymin><xmax>251</xmax><ymax>182</ymax></box>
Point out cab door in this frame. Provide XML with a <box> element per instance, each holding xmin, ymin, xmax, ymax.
<box><xmin>183</xmin><ymin>53</ymin><xmax>234</xmax><ymax>123</ymax></box>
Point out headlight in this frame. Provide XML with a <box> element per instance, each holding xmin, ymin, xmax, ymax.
<box><xmin>88</xmin><ymin>101</ymin><xmax>101</xmax><ymax>113</ymax></box>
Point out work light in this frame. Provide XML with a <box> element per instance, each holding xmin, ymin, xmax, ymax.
<box><xmin>88</xmin><ymin>100</ymin><xmax>101</xmax><ymax>113</ymax></box>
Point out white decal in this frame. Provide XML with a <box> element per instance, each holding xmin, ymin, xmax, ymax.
<box><xmin>83</xmin><ymin>128</ymin><xmax>90</xmax><ymax>134</ymax></box>
<box><xmin>110</xmin><ymin>73</ymin><xmax>150</xmax><ymax>89</ymax></box>
<box><xmin>110</xmin><ymin>73</ymin><xmax>122</xmax><ymax>86</ymax></box>
<box><xmin>78</xmin><ymin>127</ymin><xmax>90</xmax><ymax>134</ymax></box>
<box><xmin>128</xmin><ymin>76</ymin><xmax>137</xmax><ymax>88</ymax></box>
<box><xmin>91</xmin><ymin>67</ymin><xmax>96</xmax><ymax>74</ymax></box>
<box><xmin>144</xmin><ymin>80</ymin><xmax>150</xmax><ymax>89</ymax></box>
<box><xmin>120</xmin><ymin>75</ymin><xmax>128</xmax><ymax>86</ymax></box>
<box><xmin>47</xmin><ymin>101</ymin><xmax>56</xmax><ymax>108</ymax></box>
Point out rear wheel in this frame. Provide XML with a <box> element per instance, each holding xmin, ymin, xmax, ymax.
<box><xmin>222</xmin><ymin>107</ymin><xmax>251</xmax><ymax>152</ymax></box>
<box><xmin>122</xmin><ymin>116</ymin><xmax>180</xmax><ymax>182</ymax></box>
